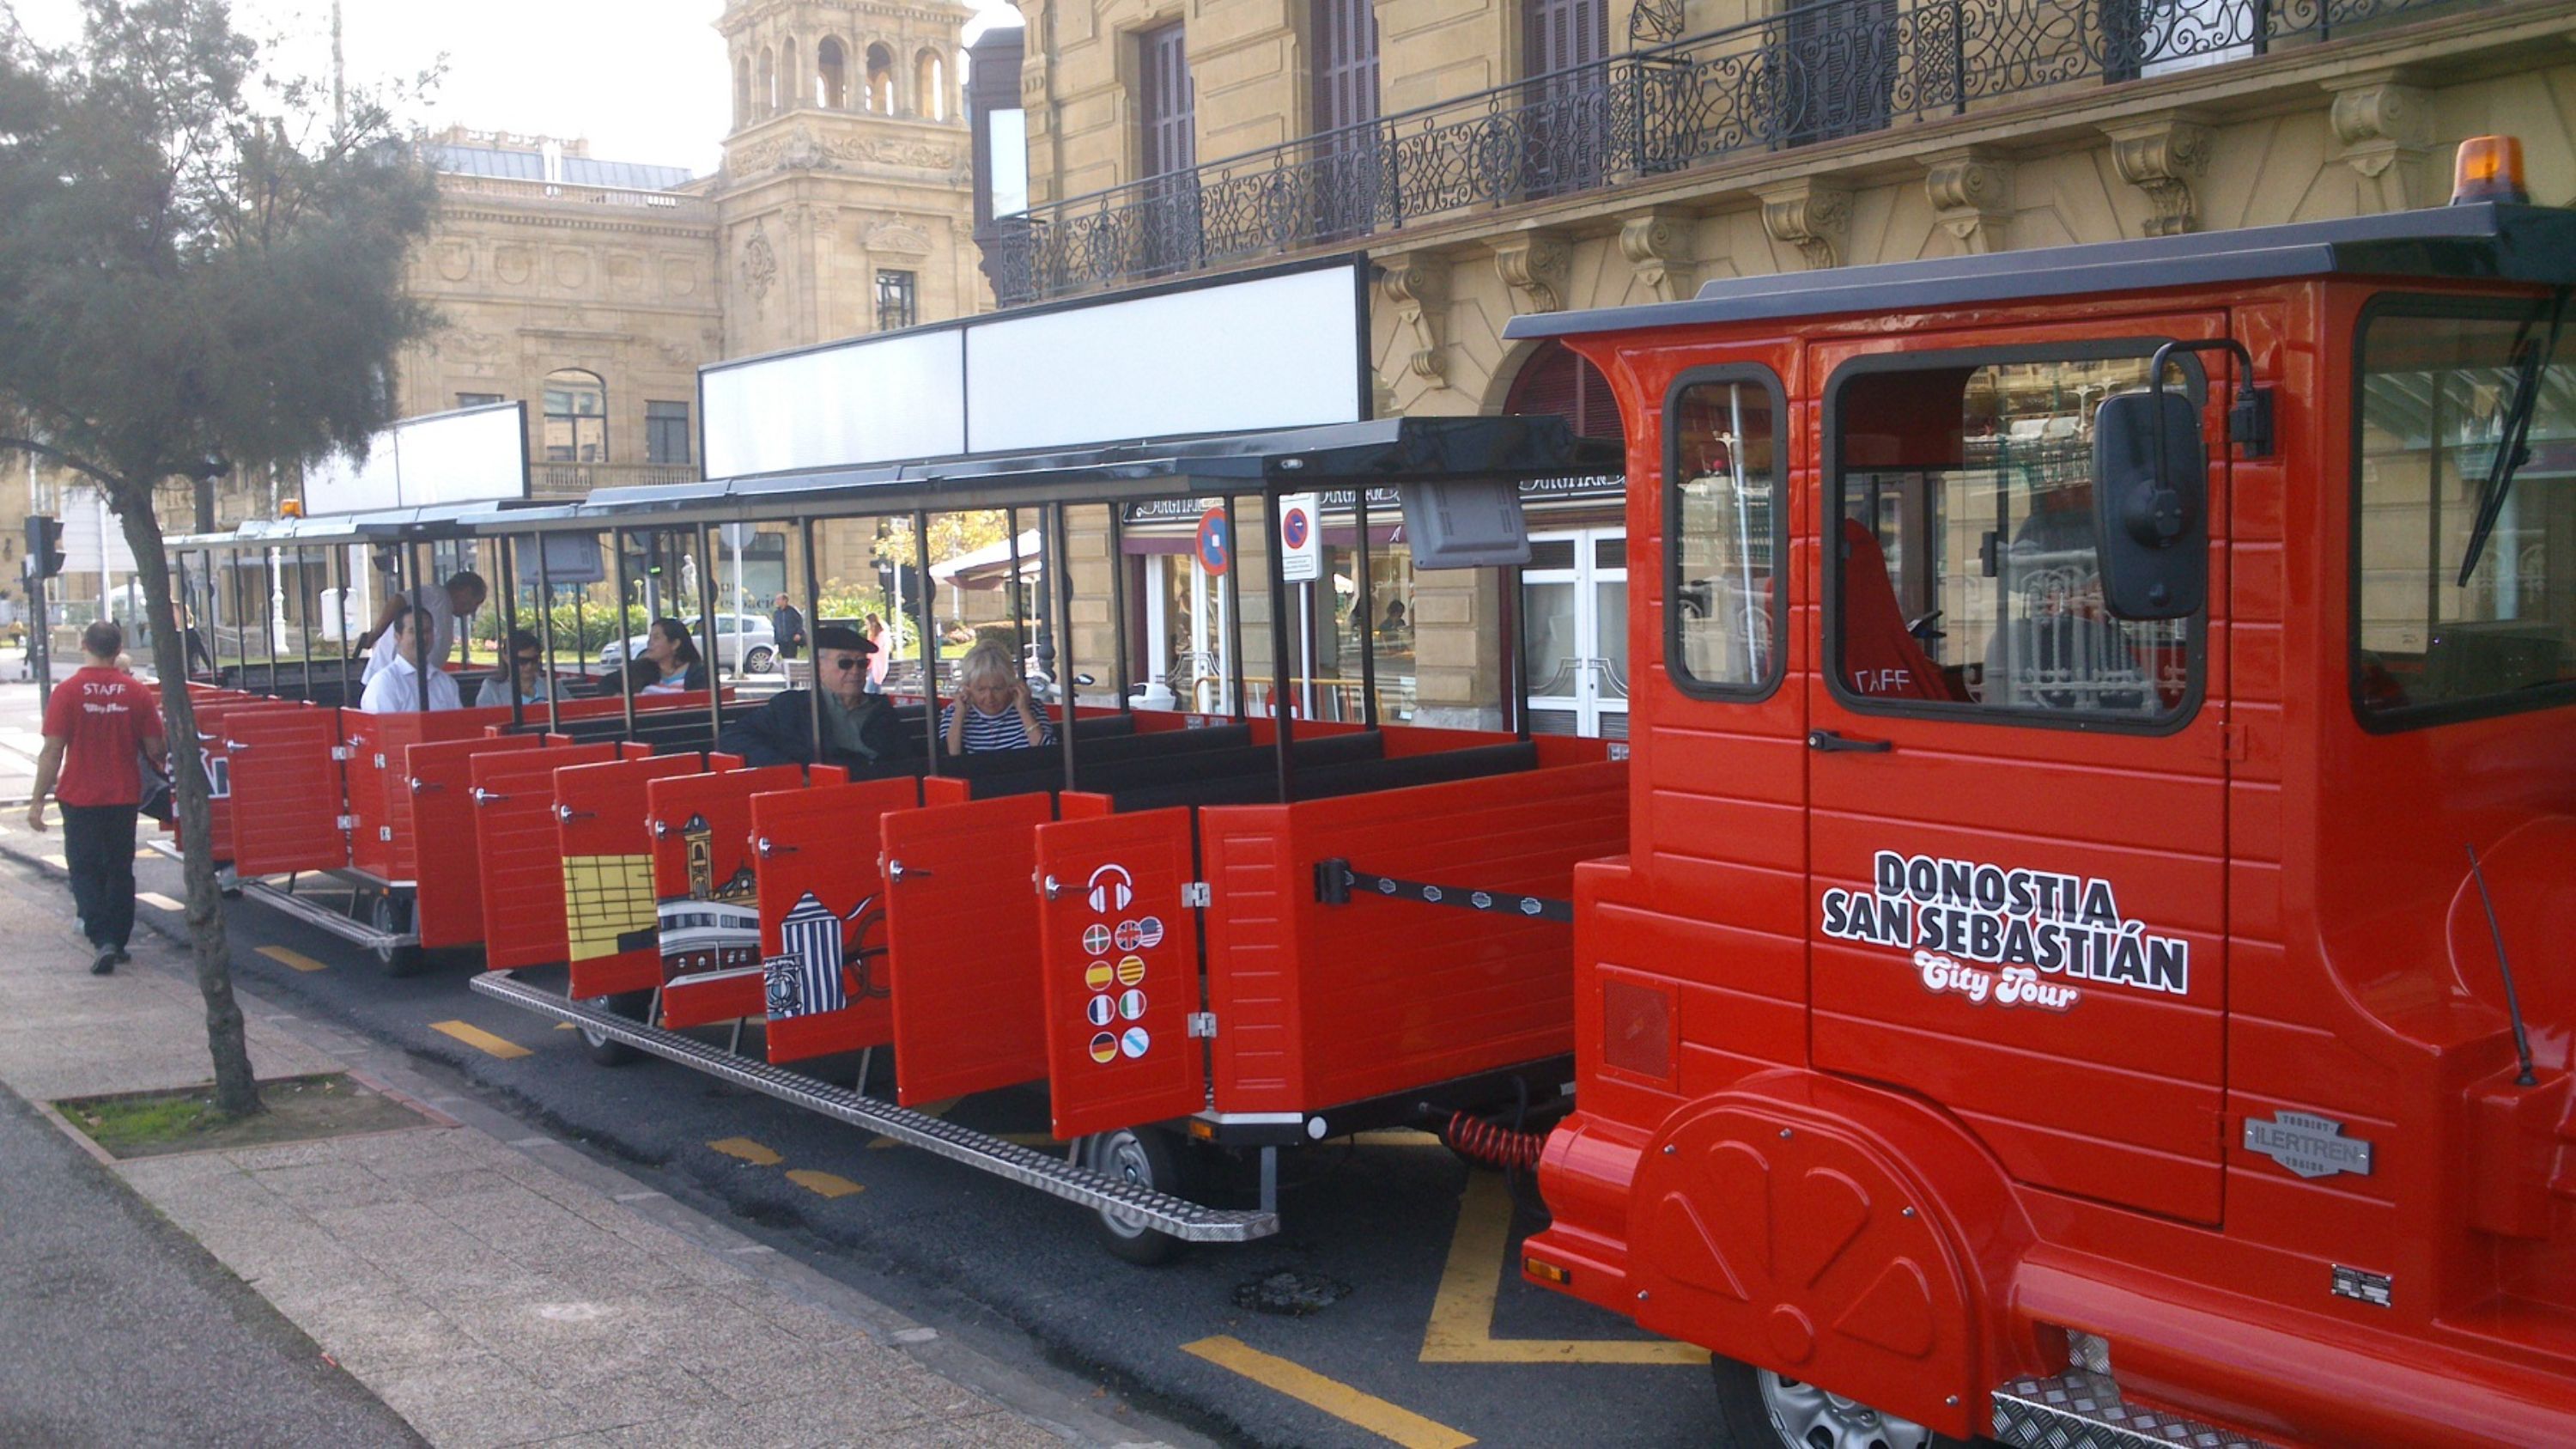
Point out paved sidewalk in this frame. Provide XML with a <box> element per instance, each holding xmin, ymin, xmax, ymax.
<box><xmin>0</xmin><ymin>847</ymin><xmax>1170</xmax><ymax>1448</ymax></box>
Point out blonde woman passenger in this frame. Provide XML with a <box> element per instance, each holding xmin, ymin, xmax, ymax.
<box><xmin>940</xmin><ymin>638</ymin><xmax>1055</xmax><ymax>754</ymax></box>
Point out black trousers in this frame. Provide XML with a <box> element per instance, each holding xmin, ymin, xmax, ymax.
<box><xmin>62</xmin><ymin>804</ymin><xmax>138</xmax><ymax>950</ymax></box>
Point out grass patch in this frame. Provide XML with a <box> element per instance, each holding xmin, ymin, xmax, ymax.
<box><xmin>56</xmin><ymin>1073</ymin><xmax>434</xmax><ymax>1160</ymax></box>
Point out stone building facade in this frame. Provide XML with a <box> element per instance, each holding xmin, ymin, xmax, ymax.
<box><xmin>986</xmin><ymin>0</ymin><xmax>2576</xmax><ymax>732</ymax></box>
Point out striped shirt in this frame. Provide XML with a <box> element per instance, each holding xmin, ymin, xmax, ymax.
<box><xmin>939</xmin><ymin>702</ymin><xmax>1055</xmax><ymax>752</ymax></box>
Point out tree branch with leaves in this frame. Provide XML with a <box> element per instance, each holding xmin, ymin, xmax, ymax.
<box><xmin>0</xmin><ymin>0</ymin><xmax>440</xmax><ymax>1116</ymax></box>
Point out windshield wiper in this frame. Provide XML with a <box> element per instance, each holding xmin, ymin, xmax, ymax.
<box><xmin>2457</xmin><ymin>289</ymin><xmax>2567</xmax><ymax>588</ymax></box>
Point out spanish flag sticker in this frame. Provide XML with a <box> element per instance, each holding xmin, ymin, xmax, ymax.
<box><xmin>1085</xmin><ymin>960</ymin><xmax>1114</xmax><ymax>991</ymax></box>
<box><xmin>1089</xmin><ymin>1032</ymin><xmax>1118</xmax><ymax>1064</ymax></box>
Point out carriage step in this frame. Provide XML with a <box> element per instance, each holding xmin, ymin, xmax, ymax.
<box><xmin>1991</xmin><ymin>1368</ymin><xmax>2268</xmax><ymax>1449</ymax></box>
<box><xmin>239</xmin><ymin>879</ymin><xmax>413</xmax><ymax>953</ymax></box>
<box><xmin>469</xmin><ymin>971</ymin><xmax>1280</xmax><ymax>1244</ymax></box>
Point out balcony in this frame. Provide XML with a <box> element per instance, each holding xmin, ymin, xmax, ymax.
<box><xmin>982</xmin><ymin>0</ymin><xmax>2470</xmax><ymax>306</ymax></box>
<box><xmin>533</xmin><ymin>462</ymin><xmax>700</xmax><ymax>499</ymax></box>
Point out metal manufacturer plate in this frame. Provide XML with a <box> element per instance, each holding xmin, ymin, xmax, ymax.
<box><xmin>2242</xmin><ymin>1110</ymin><xmax>2373</xmax><ymax>1178</ymax></box>
<box><xmin>2330</xmin><ymin>1263</ymin><xmax>2393</xmax><ymax>1308</ymax></box>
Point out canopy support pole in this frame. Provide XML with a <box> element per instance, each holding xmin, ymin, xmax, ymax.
<box><xmin>1050</xmin><ymin>502</ymin><xmax>1078</xmax><ymax>793</ymax></box>
<box><xmin>611</xmin><ymin>528</ymin><xmax>637</xmax><ymax>740</ymax></box>
<box><xmin>695</xmin><ymin>521</ymin><xmax>723</xmax><ymax>743</ymax></box>
<box><xmin>533</xmin><ymin>532</ymin><xmax>561</xmax><ymax>734</ymax></box>
<box><xmin>1265</xmin><ymin>487</ymin><xmax>1297</xmax><ymax>803</ymax></box>
<box><xmin>1352</xmin><ymin>490</ymin><xmax>1378</xmax><ymax>728</ymax></box>
<box><xmin>496</xmin><ymin>534</ymin><xmax>523</xmax><ymax>730</ymax></box>
<box><xmin>1106</xmin><ymin>506</ymin><xmax>1133</xmax><ymax>717</ymax></box>
<box><xmin>1222</xmin><ymin>495</ymin><xmax>1246</xmax><ymax>721</ymax></box>
<box><xmin>800</xmin><ymin>518</ymin><xmax>826</xmax><ymax>770</ymax></box>
<box><xmin>913</xmin><ymin>511</ymin><xmax>941</xmax><ymax>770</ymax></box>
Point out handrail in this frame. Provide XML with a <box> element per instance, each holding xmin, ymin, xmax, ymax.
<box><xmin>982</xmin><ymin>0</ymin><xmax>2475</xmax><ymax>305</ymax></box>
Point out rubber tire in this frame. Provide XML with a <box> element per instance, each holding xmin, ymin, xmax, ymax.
<box><xmin>744</xmin><ymin>646</ymin><xmax>776</xmax><ymax>675</ymax></box>
<box><xmin>370</xmin><ymin>892</ymin><xmax>426</xmax><ymax>977</ymax></box>
<box><xmin>1085</xmin><ymin>1125</ymin><xmax>1188</xmax><ymax>1266</ymax></box>
<box><xmin>1709</xmin><ymin>1355</ymin><xmax>1967</xmax><ymax>1449</ymax></box>
<box><xmin>579</xmin><ymin>990</ymin><xmax>653</xmax><ymax>1067</ymax></box>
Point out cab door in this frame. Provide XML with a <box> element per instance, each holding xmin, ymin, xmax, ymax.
<box><xmin>1802</xmin><ymin>322</ymin><xmax>2233</xmax><ymax>1225</ymax></box>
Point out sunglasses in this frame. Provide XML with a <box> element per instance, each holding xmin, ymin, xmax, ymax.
<box><xmin>513</xmin><ymin>655</ymin><xmax>543</xmax><ymax>667</ymax></box>
<box><xmin>831</xmin><ymin>656</ymin><xmax>863</xmax><ymax>671</ymax></box>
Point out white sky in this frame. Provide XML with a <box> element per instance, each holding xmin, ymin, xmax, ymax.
<box><xmin>9</xmin><ymin>0</ymin><xmax>1020</xmax><ymax>176</ymax></box>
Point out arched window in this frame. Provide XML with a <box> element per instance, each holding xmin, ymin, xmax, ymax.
<box><xmin>865</xmin><ymin>43</ymin><xmax>895</xmax><ymax>113</ymax></box>
<box><xmin>817</xmin><ymin>38</ymin><xmax>848</xmax><ymax>108</ymax></box>
<box><xmin>543</xmin><ymin>369</ymin><xmax>608</xmax><ymax>464</ymax></box>
<box><xmin>1502</xmin><ymin>339</ymin><xmax>1620</xmax><ymax>438</ymax></box>
<box><xmin>781</xmin><ymin>39</ymin><xmax>800</xmax><ymax>107</ymax></box>
<box><xmin>734</xmin><ymin>57</ymin><xmax>751</xmax><ymax>126</ymax></box>
<box><xmin>756</xmin><ymin>48</ymin><xmax>776</xmax><ymax>118</ymax></box>
<box><xmin>915</xmin><ymin>50</ymin><xmax>948</xmax><ymax>120</ymax></box>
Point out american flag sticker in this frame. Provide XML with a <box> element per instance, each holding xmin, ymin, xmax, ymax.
<box><xmin>763</xmin><ymin>892</ymin><xmax>848</xmax><ymax>1020</ymax></box>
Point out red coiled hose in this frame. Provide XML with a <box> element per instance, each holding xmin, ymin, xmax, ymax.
<box><xmin>1443</xmin><ymin>1111</ymin><xmax>1546</xmax><ymax>1172</ymax></box>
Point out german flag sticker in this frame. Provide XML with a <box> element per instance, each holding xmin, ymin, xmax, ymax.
<box><xmin>1089</xmin><ymin>1032</ymin><xmax>1118</xmax><ymax>1064</ymax></box>
<box><xmin>1085</xmin><ymin>960</ymin><xmax>1114</xmax><ymax>991</ymax></box>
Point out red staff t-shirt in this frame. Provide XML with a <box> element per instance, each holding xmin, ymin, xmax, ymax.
<box><xmin>43</xmin><ymin>666</ymin><xmax>164</xmax><ymax>807</ymax></box>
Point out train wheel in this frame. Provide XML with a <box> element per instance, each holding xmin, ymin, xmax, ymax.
<box><xmin>578</xmin><ymin>991</ymin><xmax>653</xmax><ymax>1067</ymax></box>
<box><xmin>369</xmin><ymin>892</ymin><xmax>424</xmax><ymax>977</ymax></box>
<box><xmin>1710</xmin><ymin>1357</ymin><xmax>1961</xmax><ymax>1449</ymax></box>
<box><xmin>1084</xmin><ymin>1125</ymin><xmax>1187</xmax><ymax>1265</ymax></box>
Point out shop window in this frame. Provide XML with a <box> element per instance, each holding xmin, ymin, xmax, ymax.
<box><xmin>543</xmin><ymin>368</ymin><xmax>608</xmax><ymax>464</ymax></box>
<box><xmin>1667</xmin><ymin>369</ymin><xmax>1783</xmax><ymax>693</ymax></box>
<box><xmin>1826</xmin><ymin>352</ymin><xmax>2197</xmax><ymax>722</ymax></box>
<box><xmin>2352</xmin><ymin>297</ymin><xmax>2576</xmax><ymax>726</ymax></box>
<box><xmin>875</xmin><ymin>270</ymin><xmax>918</xmax><ymax>332</ymax></box>
<box><xmin>646</xmin><ymin>400</ymin><xmax>691</xmax><ymax>466</ymax></box>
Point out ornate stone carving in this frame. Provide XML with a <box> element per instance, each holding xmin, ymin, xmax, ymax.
<box><xmin>1923</xmin><ymin>149</ymin><xmax>2014</xmax><ymax>255</ymax></box>
<box><xmin>740</xmin><ymin>220</ymin><xmax>778</xmax><ymax>314</ymax></box>
<box><xmin>865</xmin><ymin>219</ymin><xmax>934</xmax><ymax>253</ymax></box>
<box><xmin>433</xmin><ymin>240</ymin><xmax>473</xmax><ymax>283</ymax></box>
<box><xmin>662</xmin><ymin>259</ymin><xmax>699</xmax><ymax>296</ymax></box>
<box><xmin>1618</xmin><ymin>207</ymin><xmax>1695</xmax><ymax>303</ymax></box>
<box><xmin>2103</xmin><ymin>114</ymin><xmax>2215</xmax><ymax>237</ymax></box>
<box><xmin>495</xmin><ymin>245</ymin><xmax>535</xmax><ymax>287</ymax></box>
<box><xmin>2329</xmin><ymin>74</ymin><xmax>2433</xmax><ymax>213</ymax></box>
<box><xmin>552</xmin><ymin>248</ymin><xmax>591</xmax><ymax>290</ymax></box>
<box><xmin>1755</xmin><ymin>179</ymin><xmax>1851</xmax><ymax>270</ymax></box>
<box><xmin>1377</xmin><ymin>251</ymin><xmax>1451</xmax><ymax>389</ymax></box>
<box><xmin>779</xmin><ymin>123</ymin><xmax>829</xmax><ymax>172</ymax></box>
<box><xmin>1492</xmin><ymin>228</ymin><xmax>1571</xmax><ymax>314</ymax></box>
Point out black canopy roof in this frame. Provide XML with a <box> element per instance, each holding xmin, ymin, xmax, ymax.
<box><xmin>1508</xmin><ymin>202</ymin><xmax>2576</xmax><ymax>342</ymax></box>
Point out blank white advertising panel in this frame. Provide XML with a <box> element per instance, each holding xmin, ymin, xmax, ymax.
<box><xmin>964</xmin><ymin>263</ymin><xmax>1364</xmax><ymax>455</ymax></box>
<box><xmin>702</xmin><ymin>329</ymin><xmax>965</xmax><ymax>479</ymax></box>
<box><xmin>303</xmin><ymin>403</ymin><xmax>526</xmax><ymax>514</ymax></box>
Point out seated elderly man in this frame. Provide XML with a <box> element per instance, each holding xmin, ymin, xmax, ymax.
<box><xmin>718</xmin><ymin>624</ymin><xmax>913</xmax><ymax>768</ymax></box>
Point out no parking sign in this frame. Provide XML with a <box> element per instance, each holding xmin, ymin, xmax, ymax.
<box><xmin>1278</xmin><ymin>493</ymin><xmax>1321</xmax><ymax>583</ymax></box>
<box><xmin>1194</xmin><ymin>508</ymin><xmax>1230</xmax><ymax>576</ymax></box>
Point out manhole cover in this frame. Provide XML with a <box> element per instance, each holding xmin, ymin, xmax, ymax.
<box><xmin>1233</xmin><ymin>1268</ymin><xmax>1351</xmax><ymax>1317</ymax></box>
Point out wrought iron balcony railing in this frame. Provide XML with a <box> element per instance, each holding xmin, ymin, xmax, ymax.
<box><xmin>534</xmin><ymin>462</ymin><xmax>700</xmax><ymax>498</ymax></box>
<box><xmin>981</xmin><ymin>0</ymin><xmax>2468</xmax><ymax>305</ymax></box>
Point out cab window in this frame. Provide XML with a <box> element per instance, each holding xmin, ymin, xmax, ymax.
<box><xmin>1666</xmin><ymin>368</ymin><xmax>1784</xmax><ymax>695</ymax></box>
<box><xmin>1826</xmin><ymin>352</ymin><xmax>2198</xmax><ymax>726</ymax></box>
<box><xmin>2352</xmin><ymin>297</ymin><xmax>2576</xmax><ymax>727</ymax></box>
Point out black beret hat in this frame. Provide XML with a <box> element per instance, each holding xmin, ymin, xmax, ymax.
<box><xmin>814</xmin><ymin>624</ymin><xmax>874</xmax><ymax>654</ymax></box>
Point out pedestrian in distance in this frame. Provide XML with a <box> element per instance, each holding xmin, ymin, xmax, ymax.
<box><xmin>357</xmin><ymin>607</ymin><xmax>463</xmax><ymax>712</ymax></box>
<box><xmin>864</xmin><ymin>612</ymin><xmax>890</xmax><ymax>693</ymax></box>
<box><xmin>941</xmin><ymin>637</ymin><xmax>1056</xmax><ymax>754</ymax></box>
<box><xmin>26</xmin><ymin>620</ymin><xmax>167</xmax><ymax>974</ymax></box>
<box><xmin>355</xmin><ymin>569</ymin><xmax>487</xmax><ymax>685</ymax></box>
<box><xmin>771</xmin><ymin>593</ymin><xmax>806</xmax><ymax>661</ymax></box>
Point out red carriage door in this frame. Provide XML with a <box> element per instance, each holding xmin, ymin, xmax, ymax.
<box><xmin>470</xmin><ymin>742</ymin><xmax>625</xmax><ymax>971</ymax></box>
<box><xmin>558</xmin><ymin>754</ymin><xmax>710</xmax><ymax>1001</ymax></box>
<box><xmin>1034</xmin><ymin>808</ymin><xmax>1205</xmax><ymax>1141</ymax></box>
<box><xmin>224</xmin><ymin>706</ymin><xmax>349</xmax><ymax>875</ymax></box>
<box><xmin>752</xmin><ymin>777</ymin><xmax>920</xmax><ymax>1064</ymax></box>
<box><xmin>647</xmin><ymin>764</ymin><xmax>817</xmax><ymax>1029</ymax></box>
<box><xmin>405</xmin><ymin>734</ymin><xmax>544</xmax><ymax>949</ymax></box>
<box><xmin>1802</xmin><ymin>324</ymin><xmax>2233</xmax><ymax>1225</ymax></box>
<box><xmin>881</xmin><ymin>795</ymin><xmax>1055</xmax><ymax>1105</ymax></box>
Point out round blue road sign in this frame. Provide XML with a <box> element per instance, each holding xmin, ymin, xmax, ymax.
<box><xmin>1194</xmin><ymin>508</ymin><xmax>1230</xmax><ymax>576</ymax></box>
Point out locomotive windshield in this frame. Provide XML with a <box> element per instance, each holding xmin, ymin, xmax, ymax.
<box><xmin>2354</xmin><ymin>296</ymin><xmax>2576</xmax><ymax>725</ymax></box>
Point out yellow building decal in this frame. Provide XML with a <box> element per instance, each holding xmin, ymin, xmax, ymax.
<box><xmin>565</xmin><ymin>853</ymin><xmax>654</xmax><ymax>962</ymax></box>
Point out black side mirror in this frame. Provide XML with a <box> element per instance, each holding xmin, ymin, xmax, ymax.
<box><xmin>2092</xmin><ymin>390</ymin><xmax>2207</xmax><ymax>620</ymax></box>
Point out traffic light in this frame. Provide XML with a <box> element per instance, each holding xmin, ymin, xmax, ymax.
<box><xmin>25</xmin><ymin>515</ymin><xmax>63</xmax><ymax>580</ymax></box>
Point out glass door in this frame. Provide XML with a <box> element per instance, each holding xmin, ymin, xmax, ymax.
<box><xmin>1523</xmin><ymin>527</ymin><xmax>1628</xmax><ymax>737</ymax></box>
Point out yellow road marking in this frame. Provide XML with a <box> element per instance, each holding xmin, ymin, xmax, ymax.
<box><xmin>708</xmin><ymin>1136</ymin><xmax>783</xmax><ymax>1166</ymax></box>
<box><xmin>1420</xmin><ymin>1172</ymin><xmax>1708</xmax><ymax>1366</ymax></box>
<box><xmin>256</xmin><ymin>945</ymin><xmax>329</xmax><ymax>973</ymax></box>
<box><xmin>429</xmin><ymin>1020</ymin><xmax>532</xmax><ymax>1060</ymax></box>
<box><xmin>1183</xmin><ymin>1336</ymin><xmax>1474</xmax><ymax>1449</ymax></box>
<box><xmin>784</xmin><ymin>1168</ymin><xmax>864</xmax><ymax>1198</ymax></box>
<box><xmin>555</xmin><ymin>1021</ymin><xmax>577</xmax><ymax>1031</ymax></box>
<box><xmin>138</xmin><ymin>892</ymin><xmax>185</xmax><ymax>911</ymax></box>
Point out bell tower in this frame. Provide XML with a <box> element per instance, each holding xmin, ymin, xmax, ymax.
<box><xmin>714</xmin><ymin>0</ymin><xmax>985</xmax><ymax>357</ymax></box>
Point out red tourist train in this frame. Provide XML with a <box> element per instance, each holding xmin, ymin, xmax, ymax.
<box><xmin>176</xmin><ymin>157</ymin><xmax>2576</xmax><ymax>1446</ymax></box>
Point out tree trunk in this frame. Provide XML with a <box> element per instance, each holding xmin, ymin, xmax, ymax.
<box><xmin>116</xmin><ymin>498</ymin><xmax>261</xmax><ymax>1117</ymax></box>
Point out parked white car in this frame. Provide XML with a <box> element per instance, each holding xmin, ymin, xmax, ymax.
<box><xmin>598</xmin><ymin>613</ymin><xmax>779</xmax><ymax>675</ymax></box>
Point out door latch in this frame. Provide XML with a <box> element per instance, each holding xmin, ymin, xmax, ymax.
<box><xmin>1182</xmin><ymin>881</ymin><xmax>1212</xmax><ymax>908</ymax></box>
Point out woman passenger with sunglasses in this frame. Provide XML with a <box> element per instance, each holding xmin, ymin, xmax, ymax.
<box><xmin>476</xmin><ymin>630</ymin><xmax>556</xmax><ymax>709</ymax></box>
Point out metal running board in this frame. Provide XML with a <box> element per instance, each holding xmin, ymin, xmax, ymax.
<box><xmin>470</xmin><ymin>971</ymin><xmax>1280</xmax><ymax>1244</ymax></box>
<box><xmin>145</xmin><ymin>838</ymin><xmax>237</xmax><ymax>888</ymax></box>
<box><xmin>1993</xmin><ymin>1371</ymin><xmax>2269</xmax><ymax>1449</ymax></box>
<box><xmin>238</xmin><ymin>879</ymin><xmax>411</xmax><ymax>953</ymax></box>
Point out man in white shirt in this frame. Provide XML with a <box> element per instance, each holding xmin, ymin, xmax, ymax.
<box><xmin>359</xmin><ymin>570</ymin><xmax>487</xmax><ymax>685</ymax></box>
<box><xmin>358</xmin><ymin>609</ymin><xmax>463</xmax><ymax>713</ymax></box>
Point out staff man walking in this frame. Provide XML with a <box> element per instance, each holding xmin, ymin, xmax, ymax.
<box><xmin>27</xmin><ymin>620</ymin><xmax>167</xmax><ymax>974</ymax></box>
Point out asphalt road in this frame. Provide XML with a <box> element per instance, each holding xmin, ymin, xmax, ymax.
<box><xmin>0</xmin><ymin>685</ymin><xmax>1726</xmax><ymax>1449</ymax></box>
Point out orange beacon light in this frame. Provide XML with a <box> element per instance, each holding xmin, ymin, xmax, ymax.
<box><xmin>2452</xmin><ymin>135</ymin><xmax>2529</xmax><ymax>204</ymax></box>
